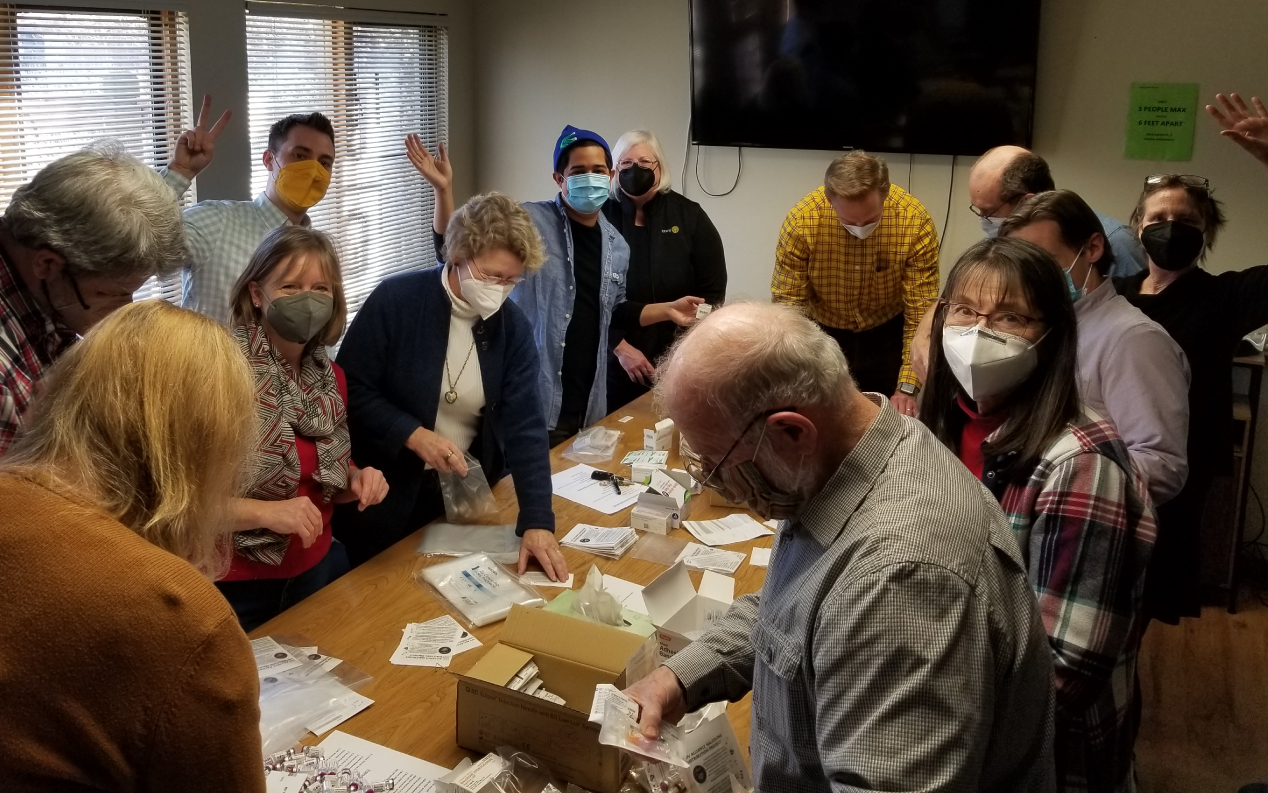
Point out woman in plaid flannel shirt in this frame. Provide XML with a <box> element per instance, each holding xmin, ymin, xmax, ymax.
<box><xmin>921</xmin><ymin>237</ymin><xmax>1156</xmax><ymax>793</ymax></box>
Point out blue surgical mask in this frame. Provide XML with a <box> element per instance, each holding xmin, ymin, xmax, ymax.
<box><xmin>563</xmin><ymin>173</ymin><xmax>610</xmax><ymax>214</ymax></box>
<box><xmin>1062</xmin><ymin>244</ymin><xmax>1090</xmax><ymax>303</ymax></box>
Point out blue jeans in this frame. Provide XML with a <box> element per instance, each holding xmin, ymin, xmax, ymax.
<box><xmin>215</xmin><ymin>540</ymin><xmax>351</xmax><ymax>633</ymax></box>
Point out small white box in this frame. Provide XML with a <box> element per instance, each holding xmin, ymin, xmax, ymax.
<box><xmin>630</xmin><ymin>462</ymin><xmax>668</xmax><ymax>483</ymax></box>
<box><xmin>630</xmin><ymin>505</ymin><xmax>674</xmax><ymax>534</ymax></box>
<box><xmin>695</xmin><ymin>303</ymin><xmax>713</xmax><ymax>320</ymax></box>
<box><xmin>643</xmin><ymin>563</ymin><xmax>735</xmax><ymax>661</ymax></box>
<box><xmin>643</xmin><ymin>418</ymin><xmax>675</xmax><ymax>452</ymax></box>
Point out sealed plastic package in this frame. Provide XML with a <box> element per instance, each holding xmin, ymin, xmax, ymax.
<box><xmin>562</xmin><ymin>426</ymin><xmax>623</xmax><ymax>464</ymax></box>
<box><xmin>417</xmin><ymin>552</ymin><xmax>546</xmax><ymax>628</ymax></box>
<box><xmin>437</xmin><ymin>452</ymin><xmax>501</xmax><ymax>523</ymax></box>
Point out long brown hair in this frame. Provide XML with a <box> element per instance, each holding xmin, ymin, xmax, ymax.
<box><xmin>230</xmin><ymin>225</ymin><xmax>347</xmax><ymax>346</ymax></box>
<box><xmin>920</xmin><ymin>237</ymin><xmax>1081</xmax><ymax>483</ymax></box>
<box><xmin>3</xmin><ymin>301</ymin><xmax>256</xmax><ymax>577</ymax></box>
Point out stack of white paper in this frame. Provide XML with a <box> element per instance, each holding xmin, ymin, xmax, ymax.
<box><xmin>675</xmin><ymin>542</ymin><xmax>745</xmax><ymax>574</ymax></box>
<box><xmin>390</xmin><ymin>615</ymin><xmax>483</xmax><ymax>667</ymax></box>
<box><xmin>683</xmin><ymin>513</ymin><xmax>775</xmax><ymax>547</ymax></box>
<box><xmin>559</xmin><ymin>524</ymin><xmax>639</xmax><ymax>559</ymax></box>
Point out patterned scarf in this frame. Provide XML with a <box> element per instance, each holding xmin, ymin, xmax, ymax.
<box><xmin>233</xmin><ymin>323</ymin><xmax>351</xmax><ymax>565</ymax></box>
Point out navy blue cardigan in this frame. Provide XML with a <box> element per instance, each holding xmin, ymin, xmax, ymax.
<box><xmin>335</xmin><ymin>267</ymin><xmax>555</xmax><ymax>535</ymax></box>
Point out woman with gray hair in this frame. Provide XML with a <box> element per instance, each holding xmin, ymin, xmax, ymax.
<box><xmin>0</xmin><ymin>139</ymin><xmax>186</xmax><ymax>454</ymax></box>
<box><xmin>601</xmin><ymin>129</ymin><xmax>727</xmax><ymax>412</ymax></box>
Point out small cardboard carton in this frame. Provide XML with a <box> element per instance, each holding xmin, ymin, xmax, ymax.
<box><xmin>643</xmin><ymin>418</ymin><xmax>675</xmax><ymax>452</ymax></box>
<box><xmin>642</xmin><ymin>563</ymin><xmax>735</xmax><ymax>662</ymax></box>
<box><xmin>633</xmin><ymin>470</ymin><xmax>697</xmax><ymax>533</ymax></box>
<box><xmin>456</xmin><ymin>605</ymin><xmax>659</xmax><ymax>793</ymax></box>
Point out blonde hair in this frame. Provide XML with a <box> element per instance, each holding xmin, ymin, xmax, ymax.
<box><xmin>230</xmin><ymin>226</ymin><xmax>347</xmax><ymax>346</ymax></box>
<box><xmin>610</xmin><ymin>129</ymin><xmax>673</xmax><ymax>197</ymax></box>
<box><xmin>823</xmin><ymin>151</ymin><xmax>890</xmax><ymax>202</ymax></box>
<box><xmin>443</xmin><ymin>191</ymin><xmax>545</xmax><ymax>273</ymax></box>
<box><xmin>3</xmin><ymin>301</ymin><xmax>256</xmax><ymax>578</ymax></box>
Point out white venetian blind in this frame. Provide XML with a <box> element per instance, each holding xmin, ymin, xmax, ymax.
<box><xmin>246</xmin><ymin>11</ymin><xmax>447</xmax><ymax>321</ymax></box>
<box><xmin>0</xmin><ymin>5</ymin><xmax>193</xmax><ymax>303</ymax></box>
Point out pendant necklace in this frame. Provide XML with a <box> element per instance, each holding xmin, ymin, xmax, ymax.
<box><xmin>444</xmin><ymin>339</ymin><xmax>477</xmax><ymax>404</ymax></box>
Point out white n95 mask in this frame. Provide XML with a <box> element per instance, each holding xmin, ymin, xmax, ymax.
<box><xmin>941</xmin><ymin>325</ymin><xmax>1041</xmax><ymax>401</ymax></box>
<box><xmin>843</xmin><ymin>219</ymin><xmax>879</xmax><ymax>239</ymax></box>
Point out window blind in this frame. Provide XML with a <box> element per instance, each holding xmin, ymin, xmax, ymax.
<box><xmin>246</xmin><ymin>13</ymin><xmax>447</xmax><ymax>322</ymax></box>
<box><xmin>0</xmin><ymin>5</ymin><xmax>193</xmax><ymax>303</ymax></box>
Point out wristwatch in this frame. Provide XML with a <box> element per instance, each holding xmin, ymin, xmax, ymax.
<box><xmin>898</xmin><ymin>382</ymin><xmax>920</xmax><ymax>396</ymax></box>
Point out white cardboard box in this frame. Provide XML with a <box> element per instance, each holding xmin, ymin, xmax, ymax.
<box><xmin>642</xmin><ymin>562</ymin><xmax>735</xmax><ymax>661</ymax></box>
<box><xmin>630</xmin><ymin>504</ymin><xmax>675</xmax><ymax>534</ymax></box>
<box><xmin>633</xmin><ymin>469</ymin><xmax>697</xmax><ymax>530</ymax></box>
<box><xmin>643</xmin><ymin>418</ymin><xmax>675</xmax><ymax>452</ymax></box>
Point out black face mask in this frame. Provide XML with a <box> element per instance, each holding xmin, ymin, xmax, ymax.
<box><xmin>618</xmin><ymin>164</ymin><xmax>656</xmax><ymax>198</ymax></box>
<box><xmin>1140</xmin><ymin>221</ymin><xmax>1205</xmax><ymax>272</ymax></box>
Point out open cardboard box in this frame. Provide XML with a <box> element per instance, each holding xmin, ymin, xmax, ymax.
<box><xmin>456</xmin><ymin>605</ymin><xmax>659</xmax><ymax>793</ymax></box>
<box><xmin>643</xmin><ymin>563</ymin><xmax>735</xmax><ymax>662</ymax></box>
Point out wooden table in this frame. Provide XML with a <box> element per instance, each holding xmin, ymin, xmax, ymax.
<box><xmin>252</xmin><ymin>393</ymin><xmax>765</xmax><ymax>768</ymax></box>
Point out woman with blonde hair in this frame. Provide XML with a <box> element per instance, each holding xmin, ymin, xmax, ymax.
<box><xmin>0</xmin><ymin>300</ymin><xmax>266</xmax><ymax>790</ymax></box>
<box><xmin>220</xmin><ymin>225</ymin><xmax>388</xmax><ymax>631</ymax></box>
<box><xmin>336</xmin><ymin>191</ymin><xmax>567</xmax><ymax>580</ymax></box>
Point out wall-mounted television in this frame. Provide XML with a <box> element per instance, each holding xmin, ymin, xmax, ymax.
<box><xmin>689</xmin><ymin>0</ymin><xmax>1043</xmax><ymax>156</ymax></box>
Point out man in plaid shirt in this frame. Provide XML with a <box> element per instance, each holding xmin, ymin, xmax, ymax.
<box><xmin>772</xmin><ymin>151</ymin><xmax>939</xmax><ymax>418</ymax></box>
<box><xmin>0</xmin><ymin>141</ymin><xmax>186</xmax><ymax>454</ymax></box>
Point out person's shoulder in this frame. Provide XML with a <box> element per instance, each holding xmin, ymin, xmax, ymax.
<box><xmin>886</xmin><ymin>184</ymin><xmax>933</xmax><ymax>221</ymax></box>
<box><xmin>1214</xmin><ymin>262</ymin><xmax>1268</xmax><ymax>288</ymax></box>
<box><xmin>789</xmin><ymin>186</ymin><xmax>828</xmax><ymax>217</ymax></box>
<box><xmin>184</xmin><ymin>197</ymin><xmax>255</xmax><ymax>222</ymax></box>
<box><xmin>1045</xmin><ymin>413</ymin><xmax>1132</xmax><ymax>475</ymax></box>
<box><xmin>367</xmin><ymin>267</ymin><xmax>443</xmax><ymax>306</ymax></box>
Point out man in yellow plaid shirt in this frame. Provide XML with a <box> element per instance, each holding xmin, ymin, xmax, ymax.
<box><xmin>772</xmin><ymin>151</ymin><xmax>939</xmax><ymax>416</ymax></box>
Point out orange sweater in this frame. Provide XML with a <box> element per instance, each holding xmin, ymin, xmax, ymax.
<box><xmin>0</xmin><ymin>473</ymin><xmax>266</xmax><ymax>791</ymax></box>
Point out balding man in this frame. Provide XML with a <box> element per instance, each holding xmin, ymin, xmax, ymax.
<box><xmin>624</xmin><ymin>302</ymin><xmax>1055</xmax><ymax>793</ymax></box>
<box><xmin>968</xmin><ymin>146</ymin><xmax>1146</xmax><ymax>278</ymax></box>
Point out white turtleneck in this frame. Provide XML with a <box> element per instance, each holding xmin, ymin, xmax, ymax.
<box><xmin>434</xmin><ymin>264</ymin><xmax>485</xmax><ymax>459</ymax></box>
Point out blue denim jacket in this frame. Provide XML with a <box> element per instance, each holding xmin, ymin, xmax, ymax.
<box><xmin>514</xmin><ymin>195</ymin><xmax>630</xmax><ymax>430</ymax></box>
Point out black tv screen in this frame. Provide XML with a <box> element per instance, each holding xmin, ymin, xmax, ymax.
<box><xmin>689</xmin><ymin>0</ymin><xmax>1043</xmax><ymax>156</ymax></box>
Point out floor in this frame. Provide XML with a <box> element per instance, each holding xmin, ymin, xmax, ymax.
<box><xmin>1135</xmin><ymin>571</ymin><xmax>1268</xmax><ymax>792</ymax></box>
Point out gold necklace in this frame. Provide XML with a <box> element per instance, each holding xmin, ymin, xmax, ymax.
<box><xmin>444</xmin><ymin>339</ymin><xmax>477</xmax><ymax>404</ymax></box>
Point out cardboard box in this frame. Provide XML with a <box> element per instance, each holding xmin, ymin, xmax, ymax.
<box><xmin>633</xmin><ymin>469</ymin><xmax>697</xmax><ymax>531</ymax></box>
<box><xmin>642</xmin><ymin>563</ymin><xmax>735</xmax><ymax>662</ymax></box>
<box><xmin>643</xmin><ymin>418</ymin><xmax>675</xmax><ymax>452</ymax></box>
<box><xmin>630</xmin><ymin>504</ymin><xmax>675</xmax><ymax>534</ymax></box>
<box><xmin>629</xmin><ymin>462</ymin><xmax>668</xmax><ymax>483</ymax></box>
<box><xmin>456</xmin><ymin>605</ymin><xmax>659</xmax><ymax>793</ymax></box>
<box><xmin>543</xmin><ymin>589</ymin><xmax>658</xmax><ymax>638</ymax></box>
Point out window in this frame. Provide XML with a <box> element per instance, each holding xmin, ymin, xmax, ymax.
<box><xmin>0</xmin><ymin>5</ymin><xmax>193</xmax><ymax>302</ymax></box>
<box><xmin>246</xmin><ymin>12</ymin><xmax>447</xmax><ymax>321</ymax></box>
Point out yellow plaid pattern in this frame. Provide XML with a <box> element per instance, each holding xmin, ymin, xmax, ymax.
<box><xmin>771</xmin><ymin>184</ymin><xmax>940</xmax><ymax>387</ymax></box>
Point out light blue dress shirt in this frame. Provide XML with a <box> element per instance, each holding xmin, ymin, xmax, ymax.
<box><xmin>1095</xmin><ymin>211</ymin><xmax>1147</xmax><ymax>279</ymax></box>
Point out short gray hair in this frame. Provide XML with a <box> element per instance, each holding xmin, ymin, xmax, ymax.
<box><xmin>3</xmin><ymin>139</ymin><xmax>186</xmax><ymax>281</ymax></box>
<box><xmin>654</xmin><ymin>302</ymin><xmax>853</xmax><ymax>433</ymax></box>
<box><xmin>610</xmin><ymin>129</ymin><xmax>674</xmax><ymax>197</ymax></box>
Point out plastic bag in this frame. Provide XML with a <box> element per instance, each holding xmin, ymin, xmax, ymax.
<box><xmin>417</xmin><ymin>552</ymin><xmax>547</xmax><ymax>628</ymax></box>
<box><xmin>571</xmin><ymin>565</ymin><xmax>624</xmax><ymax>626</ymax></box>
<box><xmin>562</xmin><ymin>426</ymin><xmax>623</xmax><ymax>464</ymax></box>
<box><xmin>418</xmin><ymin>522</ymin><xmax>522</xmax><ymax>565</ymax></box>
<box><xmin>256</xmin><ymin>642</ymin><xmax>373</xmax><ymax>756</ymax></box>
<box><xmin>598</xmin><ymin>698</ymin><xmax>688</xmax><ymax>767</ymax></box>
<box><xmin>437</xmin><ymin>452</ymin><xmax>500</xmax><ymax>523</ymax></box>
<box><xmin>493</xmin><ymin>746</ymin><xmax>564</xmax><ymax>793</ymax></box>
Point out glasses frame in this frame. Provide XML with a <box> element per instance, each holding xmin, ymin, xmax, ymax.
<box><xmin>939</xmin><ymin>299</ymin><xmax>1043</xmax><ymax>333</ymax></box>
<box><xmin>968</xmin><ymin>193</ymin><xmax>1022</xmax><ymax>220</ymax></box>
<box><xmin>1144</xmin><ymin>174</ymin><xmax>1211</xmax><ymax>193</ymax></box>
<box><xmin>466</xmin><ymin>257</ymin><xmax>523</xmax><ymax>287</ymax></box>
<box><xmin>617</xmin><ymin>157</ymin><xmax>659</xmax><ymax>171</ymax></box>
<box><xmin>681</xmin><ymin>407</ymin><xmax>794</xmax><ymax>486</ymax></box>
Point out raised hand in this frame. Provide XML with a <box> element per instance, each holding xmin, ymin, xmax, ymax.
<box><xmin>405</xmin><ymin>135</ymin><xmax>453</xmax><ymax>191</ymax></box>
<box><xmin>169</xmin><ymin>95</ymin><xmax>232</xmax><ymax>180</ymax></box>
<box><xmin>1206</xmin><ymin>92</ymin><xmax>1268</xmax><ymax>167</ymax></box>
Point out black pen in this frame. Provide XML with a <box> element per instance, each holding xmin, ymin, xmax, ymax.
<box><xmin>611</xmin><ymin>479</ymin><xmax>622</xmax><ymax>495</ymax></box>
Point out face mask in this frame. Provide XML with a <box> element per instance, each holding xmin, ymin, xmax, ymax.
<box><xmin>265</xmin><ymin>291</ymin><xmax>334</xmax><ymax>344</ymax></box>
<box><xmin>618</xmin><ymin>164</ymin><xmax>656</xmax><ymax>198</ymax></box>
<box><xmin>842</xmin><ymin>219</ymin><xmax>879</xmax><ymax>240</ymax></box>
<box><xmin>563</xmin><ymin>173</ymin><xmax>610</xmax><ymax>214</ymax></box>
<box><xmin>941</xmin><ymin>325</ymin><xmax>1042</xmax><ymax>401</ymax></box>
<box><xmin>272</xmin><ymin>159</ymin><xmax>331</xmax><ymax>210</ymax></box>
<box><xmin>709</xmin><ymin>424</ymin><xmax>805</xmax><ymax>520</ymax></box>
<box><xmin>458</xmin><ymin>263</ymin><xmax>515</xmax><ymax>320</ymax></box>
<box><xmin>979</xmin><ymin>214</ymin><xmax>1006</xmax><ymax>237</ymax></box>
<box><xmin>1140</xmin><ymin>221</ymin><xmax>1204</xmax><ymax>272</ymax></box>
<box><xmin>1062</xmin><ymin>244</ymin><xmax>1090</xmax><ymax>304</ymax></box>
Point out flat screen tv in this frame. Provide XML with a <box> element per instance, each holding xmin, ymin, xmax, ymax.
<box><xmin>689</xmin><ymin>0</ymin><xmax>1043</xmax><ymax>156</ymax></box>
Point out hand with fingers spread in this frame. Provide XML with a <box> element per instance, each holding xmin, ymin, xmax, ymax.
<box><xmin>519</xmin><ymin>528</ymin><xmax>569</xmax><ymax>582</ymax></box>
<box><xmin>1206</xmin><ymin>92</ymin><xmax>1268</xmax><ymax>167</ymax></box>
<box><xmin>615</xmin><ymin>339</ymin><xmax>656</xmax><ymax>385</ymax></box>
<box><xmin>406</xmin><ymin>135</ymin><xmax>452</xmax><ymax>191</ymax></box>
<box><xmin>624</xmin><ymin>666</ymin><xmax>688</xmax><ymax>739</ymax></box>
<box><xmin>406</xmin><ymin>426</ymin><xmax>469</xmax><ymax>475</ymax></box>
<box><xmin>169</xmin><ymin>94</ymin><xmax>233</xmax><ymax>180</ymax></box>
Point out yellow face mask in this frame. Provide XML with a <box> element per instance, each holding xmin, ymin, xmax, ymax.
<box><xmin>272</xmin><ymin>159</ymin><xmax>330</xmax><ymax>210</ymax></box>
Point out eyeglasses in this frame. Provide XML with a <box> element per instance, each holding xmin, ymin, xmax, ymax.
<box><xmin>617</xmin><ymin>158</ymin><xmax>658</xmax><ymax>170</ymax></box>
<box><xmin>467</xmin><ymin>258</ymin><xmax>523</xmax><ymax>287</ymax></box>
<box><xmin>968</xmin><ymin>194</ymin><xmax>1021</xmax><ymax>220</ymax></box>
<box><xmin>1145</xmin><ymin>174</ymin><xmax>1211</xmax><ymax>194</ymax></box>
<box><xmin>941</xmin><ymin>300</ymin><xmax>1042</xmax><ymax>335</ymax></box>
<box><xmin>679</xmin><ymin>407</ymin><xmax>792</xmax><ymax>486</ymax></box>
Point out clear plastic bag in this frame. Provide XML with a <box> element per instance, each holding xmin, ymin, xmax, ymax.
<box><xmin>418</xmin><ymin>522</ymin><xmax>522</xmax><ymax>565</ymax></box>
<box><xmin>437</xmin><ymin>452</ymin><xmax>501</xmax><ymax>523</ymax></box>
<box><xmin>256</xmin><ymin>642</ymin><xmax>373</xmax><ymax>756</ymax></box>
<box><xmin>562</xmin><ymin>426</ymin><xmax>623</xmax><ymax>464</ymax></box>
<box><xmin>417</xmin><ymin>552</ymin><xmax>547</xmax><ymax>628</ymax></box>
<box><xmin>598</xmin><ymin>698</ymin><xmax>687</xmax><ymax>767</ymax></box>
<box><xmin>571</xmin><ymin>565</ymin><xmax>624</xmax><ymax>626</ymax></box>
<box><xmin>492</xmin><ymin>746</ymin><xmax>564</xmax><ymax>793</ymax></box>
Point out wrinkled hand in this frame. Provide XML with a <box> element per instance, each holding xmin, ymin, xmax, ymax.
<box><xmin>1206</xmin><ymin>93</ymin><xmax>1268</xmax><ymax>167</ymax></box>
<box><xmin>260</xmin><ymin>497</ymin><xmax>322</xmax><ymax>548</ymax></box>
<box><xmin>170</xmin><ymin>95</ymin><xmax>232</xmax><ymax>180</ymax></box>
<box><xmin>349</xmin><ymin>466</ymin><xmax>389</xmax><ymax>511</ymax></box>
<box><xmin>891</xmin><ymin>392</ymin><xmax>918</xmax><ymax>417</ymax></box>
<box><xmin>910</xmin><ymin>299</ymin><xmax>937</xmax><ymax>385</ymax></box>
<box><xmin>519</xmin><ymin>528</ymin><xmax>569</xmax><ymax>582</ymax></box>
<box><xmin>406</xmin><ymin>427</ymin><xmax>468</xmax><ymax>475</ymax></box>
<box><xmin>624</xmin><ymin>666</ymin><xmax>687</xmax><ymax>739</ymax></box>
<box><xmin>664</xmin><ymin>295</ymin><xmax>705</xmax><ymax>326</ymax></box>
<box><xmin>615</xmin><ymin>339</ymin><xmax>656</xmax><ymax>385</ymax></box>
<box><xmin>406</xmin><ymin>135</ymin><xmax>453</xmax><ymax>191</ymax></box>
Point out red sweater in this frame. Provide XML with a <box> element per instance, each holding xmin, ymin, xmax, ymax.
<box><xmin>220</xmin><ymin>363</ymin><xmax>347</xmax><ymax>582</ymax></box>
<box><xmin>955</xmin><ymin>394</ymin><xmax>1008</xmax><ymax>480</ymax></box>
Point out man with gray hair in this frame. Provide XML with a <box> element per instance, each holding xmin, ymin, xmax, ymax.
<box><xmin>0</xmin><ymin>140</ymin><xmax>185</xmax><ymax>454</ymax></box>
<box><xmin>624</xmin><ymin>302</ymin><xmax>1056</xmax><ymax>792</ymax></box>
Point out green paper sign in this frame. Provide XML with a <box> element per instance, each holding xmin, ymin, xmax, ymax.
<box><xmin>1126</xmin><ymin>83</ymin><xmax>1200</xmax><ymax>161</ymax></box>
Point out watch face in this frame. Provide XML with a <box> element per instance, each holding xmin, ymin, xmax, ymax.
<box><xmin>900</xmin><ymin>384</ymin><xmax>918</xmax><ymax>395</ymax></box>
